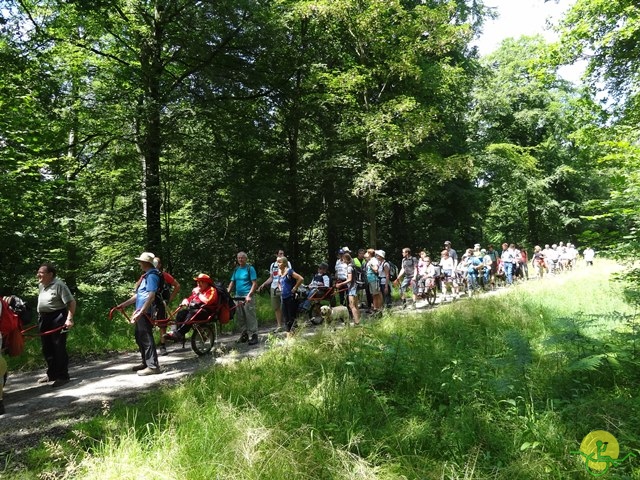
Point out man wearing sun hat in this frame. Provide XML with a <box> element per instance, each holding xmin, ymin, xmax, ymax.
<box><xmin>116</xmin><ymin>252</ymin><xmax>162</xmax><ymax>376</ymax></box>
<box><xmin>165</xmin><ymin>273</ymin><xmax>218</xmax><ymax>342</ymax></box>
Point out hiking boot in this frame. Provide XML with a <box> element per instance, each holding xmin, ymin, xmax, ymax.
<box><xmin>137</xmin><ymin>367</ymin><xmax>162</xmax><ymax>376</ymax></box>
<box><xmin>131</xmin><ymin>364</ymin><xmax>147</xmax><ymax>372</ymax></box>
<box><xmin>52</xmin><ymin>378</ymin><xmax>70</xmax><ymax>388</ymax></box>
<box><xmin>37</xmin><ymin>375</ymin><xmax>51</xmax><ymax>384</ymax></box>
<box><xmin>158</xmin><ymin>343</ymin><xmax>168</xmax><ymax>356</ymax></box>
<box><xmin>236</xmin><ymin>332</ymin><xmax>249</xmax><ymax>344</ymax></box>
<box><xmin>248</xmin><ymin>333</ymin><xmax>259</xmax><ymax>345</ymax></box>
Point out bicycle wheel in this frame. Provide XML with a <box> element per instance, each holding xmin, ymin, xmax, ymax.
<box><xmin>426</xmin><ymin>286</ymin><xmax>437</xmax><ymax>306</ymax></box>
<box><xmin>191</xmin><ymin>324</ymin><xmax>216</xmax><ymax>356</ymax></box>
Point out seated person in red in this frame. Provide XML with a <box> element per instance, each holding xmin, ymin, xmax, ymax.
<box><xmin>165</xmin><ymin>273</ymin><xmax>217</xmax><ymax>342</ymax></box>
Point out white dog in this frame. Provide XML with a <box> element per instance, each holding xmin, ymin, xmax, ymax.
<box><xmin>319</xmin><ymin>305</ymin><xmax>349</xmax><ymax>325</ymax></box>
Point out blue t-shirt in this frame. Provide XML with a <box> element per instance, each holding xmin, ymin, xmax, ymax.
<box><xmin>280</xmin><ymin>268</ymin><xmax>298</xmax><ymax>299</ymax></box>
<box><xmin>467</xmin><ymin>256</ymin><xmax>482</xmax><ymax>273</ymax></box>
<box><xmin>230</xmin><ymin>265</ymin><xmax>257</xmax><ymax>297</ymax></box>
<box><xmin>136</xmin><ymin>268</ymin><xmax>160</xmax><ymax>313</ymax></box>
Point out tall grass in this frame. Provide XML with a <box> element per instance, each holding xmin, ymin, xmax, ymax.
<box><xmin>11</xmin><ymin>262</ymin><xmax>640</xmax><ymax>479</ymax></box>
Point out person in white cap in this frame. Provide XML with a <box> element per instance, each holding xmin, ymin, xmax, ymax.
<box><xmin>116</xmin><ymin>252</ymin><xmax>162</xmax><ymax>376</ymax></box>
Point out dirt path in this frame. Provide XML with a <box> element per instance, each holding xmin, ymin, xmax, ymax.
<box><xmin>0</xmin><ymin>328</ymin><xmax>270</xmax><ymax>455</ymax></box>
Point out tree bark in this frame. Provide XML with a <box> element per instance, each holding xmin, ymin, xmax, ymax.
<box><xmin>136</xmin><ymin>5</ymin><xmax>164</xmax><ymax>256</ymax></box>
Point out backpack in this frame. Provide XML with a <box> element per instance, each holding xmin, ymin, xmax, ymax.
<box><xmin>0</xmin><ymin>297</ymin><xmax>24</xmax><ymax>357</ymax></box>
<box><xmin>214</xmin><ymin>282</ymin><xmax>235</xmax><ymax>324</ymax></box>
<box><xmin>159</xmin><ymin>274</ymin><xmax>173</xmax><ymax>302</ymax></box>
<box><xmin>352</xmin><ymin>261</ymin><xmax>366</xmax><ymax>289</ymax></box>
<box><xmin>3</xmin><ymin>295</ymin><xmax>33</xmax><ymax>325</ymax></box>
<box><xmin>387</xmin><ymin>261</ymin><xmax>399</xmax><ymax>282</ymax></box>
<box><xmin>141</xmin><ymin>270</ymin><xmax>166</xmax><ymax>310</ymax></box>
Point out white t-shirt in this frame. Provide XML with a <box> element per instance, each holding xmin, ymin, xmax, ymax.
<box><xmin>439</xmin><ymin>257</ymin><xmax>455</xmax><ymax>275</ymax></box>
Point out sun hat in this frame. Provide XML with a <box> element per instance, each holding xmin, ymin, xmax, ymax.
<box><xmin>135</xmin><ymin>252</ymin><xmax>155</xmax><ymax>264</ymax></box>
<box><xmin>342</xmin><ymin>246</ymin><xmax>351</xmax><ymax>253</ymax></box>
<box><xmin>375</xmin><ymin>249</ymin><xmax>386</xmax><ymax>259</ymax></box>
<box><xmin>193</xmin><ymin>273</ymin><xmax>213</xmax><ymax>284</ymax></box>
<box><xmin>444</xmin><ymin>240</ymin><xmax>451</xmax><ymax>245</ymax></box>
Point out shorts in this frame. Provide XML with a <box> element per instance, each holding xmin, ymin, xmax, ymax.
<box><xmin>348</xmin><ymin>284</ymin><xmax>358</xmax><ymax>297</ymax></box>
<box><xmin>399</xmin><ymin>277</ymin><xmax>416</xmax><ymax>295</ymax></box>
<box><xmin>442</xmin><ymin>271</ymin><xmax>457</xmax><ymax>285</ymax></box>
<box><xmin>368</xmin><ymin>279</ymin><xmax>381</xmax><ymax>294</ymax></box>
<box><xmin>270</xmin><ymin>288</ymin><xmax>281</xmax><ymax>310</ymax></box>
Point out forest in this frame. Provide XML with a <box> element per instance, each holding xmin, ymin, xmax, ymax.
<box><xmin>1</xmin><ymin>0</ymin><xmax>639</xmax><ymax>292</ymax></box>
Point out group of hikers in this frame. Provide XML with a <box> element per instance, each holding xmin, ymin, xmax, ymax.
<box><xmin>113</xmin><ymin>251</ymin><xmax>260</xmax><ymax>378</ymax></box>
<box><xmin>0</xmin><ymin>251</ymin><xmax>256</xmax><ymax>416</ymax></box>
<box><xmin>0</xmin><ymin>240</ymin><xmax>593</xmax><ymax>415</ymax></box>
<box><xmin>274</xmin><ymin>241</ymin><xmax>594</xmax><ymax>316</ymax></box>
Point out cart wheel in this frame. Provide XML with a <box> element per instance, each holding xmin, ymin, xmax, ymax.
<box><xmin>191</xmin><ymin>324</ymin><xmax>215</xmax><ymax>356</ymax></box>
<box><xmin>426</xmin><ymin>287</ymin><xmax>437</xmax><ymax>306</ymax></box>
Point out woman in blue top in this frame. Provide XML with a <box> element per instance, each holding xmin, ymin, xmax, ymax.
<box><xmin>276</xmin><ymin>256</ymin><xmax>303</xmax><ymax>337</ymax></box>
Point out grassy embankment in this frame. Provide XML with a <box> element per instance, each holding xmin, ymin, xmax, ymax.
<box><xmin>8</xmin><ymin>261</ymin><xmax>640</xmax><ymax>479</ymax></box>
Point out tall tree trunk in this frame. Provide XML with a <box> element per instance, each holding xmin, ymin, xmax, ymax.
<box><xmin>65</xmin><ymin>75</ymin><xmax>79</xmax><ymax>294</ymax></box>
<box><xmin>287</xmin><ymin>124</ymin><xmax>300</xmax><ymax>262</ymax></box>
<box><xmin>368</xmin><ymin>194</ymin><xmax>377</xmax><ymax>248</ymax></box>
<box><xmin>137</xmin><ymin>6</ymin><xmax>164</xmax><ymax>256</ymax></box>
<box><xmin>284</xmin><ymin>17</ymin><xmax>309</xmax><ymax>264</ymax></box>
<box><xmin>526</xmin><ymin>191</ymin><xmax>536</xmax><ymax>247</ymax></box>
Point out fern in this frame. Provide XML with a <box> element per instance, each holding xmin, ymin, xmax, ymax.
<box><xmin>567</xmin><ymin>353</ymin><xmax>619</xmax><ymax>372</ymax></box>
